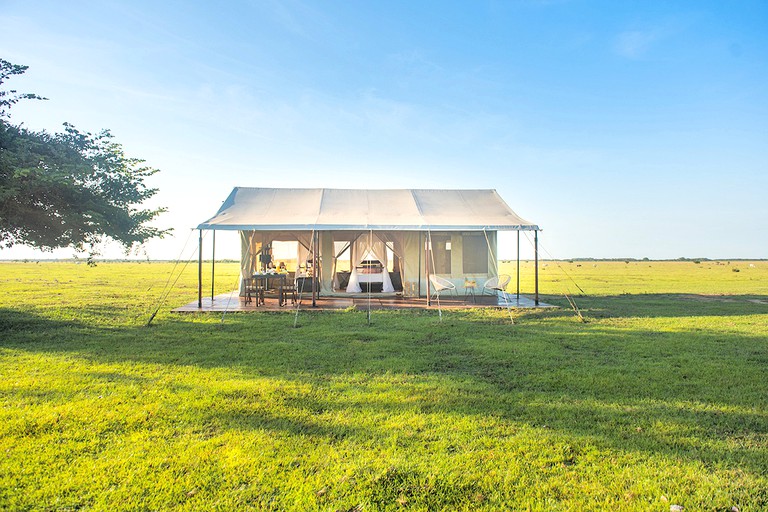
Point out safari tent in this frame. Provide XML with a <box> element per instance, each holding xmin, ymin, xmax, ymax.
<box><xmin>196</xmin><ymin>187</ymin><xmax>541</xmax><ymax>307</ymax></box>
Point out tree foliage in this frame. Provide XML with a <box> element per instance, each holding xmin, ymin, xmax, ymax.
<box><xmin>0</xmin><ymin>59</ymin><xmax>45</xmax><ymax>117</ymax></box>
<box><xmin>0</xmin><ymin>58</ymin><xmax>168</xmax><ymax>258</ymax></box>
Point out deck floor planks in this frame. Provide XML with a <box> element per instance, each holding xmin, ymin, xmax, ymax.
<box><xmin>173</xmin><ymin>292</ymin><xmax>553</xmax><ymax>313</ymax></box>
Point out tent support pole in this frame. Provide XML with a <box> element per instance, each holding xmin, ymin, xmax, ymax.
<box><xmin>417</xmin><ymin>232</ymin><xmax>422</xmax><ymax>298</ymax></box>
<box><xmin>197</xmin><ymin>229</ymin><xmax>203</xmax><ymax>309</ymax></box>
<box><xmin>516</xmin><ymin>230</ymin><xmax>520</xmax><ymax>300</ymax></box>
<box><xmin>424</xmin><ymin>233</ymin><xmax>432</xmax><ymax>306</ymax></box>
<box><xmin>312</xmin><ymin>230</ymin><xmax>318</xmax><ymax>307</ymax></box>
<box><xmin>534</xmin><ymin>230</ymin><xmax>539</xmax><ymax>306</ymax></box>
<box><xmin>367</xmin><ymin>230</ymin><xmax>372</xmax><ymax>325</ymax></box>
<box><xmin>211</xmin><ymin>230</ymin><xmax>215</xmax><ymax>302</ymax></box>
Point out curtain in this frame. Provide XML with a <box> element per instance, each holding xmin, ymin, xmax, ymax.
<box><xmin>402</xmin><ymin>232</ymin><xmax>423</xmax><ymax>297</ymax></box>
<box><xmin>297</xmin><ymin>241</ymin><xmax>310</xmax><ymax>272</ymax></box>
<box><xmin>239</xmin><ymin>231</ymin><xmax>266</xmax><ymax>294</ymax></box>
<box><xmin>346</xmin><ymin>232</ymin><xmax>395</xmax><ymax>293</ymax></box>
<box><xmin>331</xmin><ymin>240</ymin><xmax>351</xmax><ymax>290</ymax></box>
<box><xmin>239</xmin><ymin>231</ymin><xmax>253</xmax><ymax>279</ymax></box>
<box><xmin>378</xmin><ymin>232</ymin><xmax>406</xmax><ymax>292</ymax></box>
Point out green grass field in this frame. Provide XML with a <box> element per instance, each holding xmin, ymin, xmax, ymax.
<box><xmin>1</xmin><ymin>261</ymin><xmax>766</xmax><ymax>511</ymax></box>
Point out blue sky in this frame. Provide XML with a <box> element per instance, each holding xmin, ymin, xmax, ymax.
<box><xmin>1</xmin><ymin>0</ymin><xmax>766</xmax><ymax>260</ymax></box>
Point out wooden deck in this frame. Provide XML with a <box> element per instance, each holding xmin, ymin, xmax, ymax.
<box><xmin>173</xmin><ymin>292</ymin><xmax>554</xmax><ymax>313</ymax></box>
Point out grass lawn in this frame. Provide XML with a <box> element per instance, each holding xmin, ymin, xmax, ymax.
<box><xmin>1</xmin><ymin>260</ymin><xmax>766</xmax><ymax>511</ymax></box>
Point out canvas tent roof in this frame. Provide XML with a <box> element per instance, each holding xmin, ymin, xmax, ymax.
<box><xmin>198</xmin><ymin>187</ymin><xmax>539</xmax><ymax>231</ymax></box>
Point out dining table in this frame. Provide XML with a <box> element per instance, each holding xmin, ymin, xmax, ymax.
<box><xmin>251</xmin><ymin>272</ymin><xmax>287</xmax><ymax>306</ymax></box>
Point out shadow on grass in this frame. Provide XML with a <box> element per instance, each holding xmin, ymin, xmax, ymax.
<box><xmin>200</xmin><ymin>399</ymin><xmax>366</xmax><ymax>443</ymax></box>
<box><xmin>2</xmin><ymin>304</ymin><xmax>767</xmax><ymax>477</ymax></box>
<box><xmin>538</xmin><ymin>293</ymin><xmax>768</xmax><ymax>320</ymax></box>
<box><xmin>0</xmin><ymin>307</ymin><xmax>89</xmax><ymax>333</ymax></box>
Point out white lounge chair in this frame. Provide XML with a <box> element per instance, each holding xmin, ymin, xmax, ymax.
<box><xmin>482</xmin><ymin>274</ymin><xmax>511</xmax><ymax>297</ymax></box>
<box><xmin>429</xmin><ymin>275</ymin><xmax>456</xmax><ymax>300</ymax></box>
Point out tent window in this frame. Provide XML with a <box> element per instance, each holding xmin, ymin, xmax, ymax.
<box><xmin>430</xmin><ymin>234</ymin><xmax>451</xmax><ymax>274</ymax></box>
<box><xmin>462</xmin><ymin>234</ymin><xmax>488</xmax><ymax>274</ymax></box>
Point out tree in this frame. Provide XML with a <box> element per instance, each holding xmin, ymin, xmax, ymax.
<box><xmin>0</xmin><ymin>59</ymin><xmax>168</xmax><ymax>260</ymax></box>
<box><xmin>0</xmin><ymin>60</ymin><xmax>45</xmax><ymax>117</ymax></box>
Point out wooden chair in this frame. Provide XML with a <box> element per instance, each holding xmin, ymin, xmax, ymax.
<box><xmin>282</xmin><ymin>272</ymin><xmax>297</xmax><ymax>306</ymax></box>
<box><xmin>243</xmin><ymin>277</ymin><xmax>264</xmax><ymax>306</ymax></box>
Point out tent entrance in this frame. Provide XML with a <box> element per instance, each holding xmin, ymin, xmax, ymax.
<box><xmin>330</xmin><ymin>231</ymin><xmax>405</xmax><ymax>294</ymax></box>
